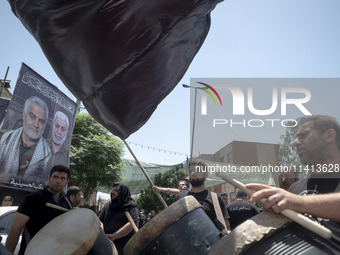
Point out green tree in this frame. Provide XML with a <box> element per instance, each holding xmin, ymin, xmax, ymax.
<box><xmin>136</xmin><ymin>171</ymin><xmax>186</xmax><ymax>214</ymax></box>
<box><xmin>278</xmin><ymin>121</ymin><xmax>299</xmax><ymax>165</ymax></box>
<box><xmin>70</xmin><ymin>113</ymin><xmax>125</xmax><ymax>201</ymax></box>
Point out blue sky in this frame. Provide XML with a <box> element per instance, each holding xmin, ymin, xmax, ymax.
<box><xmin>1</xmin><ymin>0</ymin><xmax>340</xmax><ymax>165</ymax></box>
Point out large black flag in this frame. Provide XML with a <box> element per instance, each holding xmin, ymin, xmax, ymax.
<box><xmin>9</xmin><ymin>0</ymin><xmax>222</xmax><ymax>139</ymax></box>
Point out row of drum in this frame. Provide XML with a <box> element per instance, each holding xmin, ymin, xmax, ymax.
<box><xmin>18</xmin><ymin>196</ymin><xmax>337</xmax><ymax>255</ymax></box>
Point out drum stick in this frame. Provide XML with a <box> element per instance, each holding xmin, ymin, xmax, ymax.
<box><xmin>46</xmin><ymin>203</ymin><xmax>70</xmax><ymax>212</ymax></box>
<box><xmin>125</xmin><ymin>211</ymin><xmax>139</xmax><ymax>233</ymax></box>
<box><xmin>216</xmin><ymin>172</ymin><xmax>332</xmax><ymax>240</ymax></box>
<box><xmin>123</xmin><ymin>140</ymin><xmax>168</xmax><ymax>208</ymax></box>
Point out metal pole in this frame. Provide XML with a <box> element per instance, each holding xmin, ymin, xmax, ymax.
<box><xmin>0</xmin><ymin>66</ymin><xmax>10</xmax><ymax>97</ymax></box>
<box><xmin>190</xmin><ymin>87</ymin><xmax>198</xmax><ymax>160</ymax></box>
<box><xmin>76</xmin><ymin>99</ymin><xmax>82</xmax><ymax>113</ymax></box>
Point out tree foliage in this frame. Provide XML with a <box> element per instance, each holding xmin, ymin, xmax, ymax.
<box><xmin>278</xmin><ymin>121</ymin><xmax>299</xmax><ymax>165</ymax></box>
<box><xmin>136</xmin><ymin>171</ymin><xmax>186</xmax><ymax>214</ymax></box>
<box><xmin>69</xmin><ymin>113</ymin><xmax>125</xmax><ymax>200</ymax></box>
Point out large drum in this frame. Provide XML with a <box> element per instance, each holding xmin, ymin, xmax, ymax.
<box><xmin>208</xmin><ymin>211</ymin><xmax>336</xmax><ymax>255</ymax></box>
<box><xmin>25</xmin><ymin>208</ymin><xmax>116</xmax><ymax>255</ymax></box>
<box><xmin>124</xmin><ymin>195</ymin><xmax>223</xmax><ymax>255</ymax></box>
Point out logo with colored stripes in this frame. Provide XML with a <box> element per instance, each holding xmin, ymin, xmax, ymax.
<box><xmin>197</xmin><ymin>82</ymin><xmax>222</xmax><ymax>106</ymax></box>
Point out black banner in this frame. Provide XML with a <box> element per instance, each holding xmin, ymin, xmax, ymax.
<box><xmin>0</xmin><ymin>63</ymin><xmax>77</xmax><ymax>191</ymax></box>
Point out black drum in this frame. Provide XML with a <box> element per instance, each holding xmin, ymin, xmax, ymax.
<box><xmin>25</xmin><ymin>208</ymin><xmax>116</xmax><ymax>255</ymax></box>
<box><xmin>208</xmin><ymin>211</ymin><xmax>337</xmax><ymax>255</ymax></box>
<box><xmin>124</xmin><ymin>195</ymin><xmax>223</xmax><ymax>255</ymax></box>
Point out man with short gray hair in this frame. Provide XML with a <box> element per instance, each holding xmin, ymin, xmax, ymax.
<box><xmin>0</xmin><ymin>96</ymin><xmax>51</xmax><ymax>183</ymax></box>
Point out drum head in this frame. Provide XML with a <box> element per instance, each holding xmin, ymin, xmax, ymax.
<box><xmin>208</xmin><ymin>211</ymin><xmax>291</xmax><ymax>255</ymax></box>
<box><xmin>25</xmin><ymin>208</ymin><xmax>101</xmax><ymax>255</ymax></box>
<box><xmin>124</xmin><ymin>195</ymin><xmax>201</xmax><ymax>255</ymax></box>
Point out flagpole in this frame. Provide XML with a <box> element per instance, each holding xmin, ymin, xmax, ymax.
<box><xmin>123</xmin><ymin>140</ymin><xmax>168</xmax><ymax>208</ymax></box>
<box><xmin>0</xmin><ymin>66</ymin><xmax>10</xmax><ymax>97</ymax></box>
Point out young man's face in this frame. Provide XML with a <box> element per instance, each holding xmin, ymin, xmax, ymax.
<box><xmin>48</xmin><ymin>171</ymin><xmax>69</xmax><ymax>194</ymax></box>
<box><xmin>178</xmin><ymin>181</ymin><xmax>188</xmax><ymax>190</ymax></box>
<box><xmin>23</xmin><ymin>102</ymin><xmax>47</xmax><ymax>141</ymax></box>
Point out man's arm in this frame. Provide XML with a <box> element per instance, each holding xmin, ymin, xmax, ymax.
<box><xmin>152</xmin><ymin>186</ymin><xmax>180</xmax><ymax>195</ymax></box>
<box><xmin>5</xmin><ymin>212</ymin><xmax>29</xmax><ymax>252</ymax></box>
<box><xmin>246</xmin><ymin>183</ymin><xmax>340</xmax><ymax>222</ymax></box>
<box><xmin>106</xmin><ymin>222</ymin><xmax>133</xmax><ymax>241</ymax></box>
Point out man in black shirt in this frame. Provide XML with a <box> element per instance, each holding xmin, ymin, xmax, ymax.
<box><xmin>227</xmin><ymin>189</ymin><xmax>260</xmax><ymax>230</ymax></box>
<box><xmin>5</xmin><ymin>165</ymin><xmax>72</xmax><ymax>254</ymax></box>
<box><xmin>175</xmin><ymin>161</ymin><xmax>231</xmax><ymax>232</ymax></box>
<box><xmin>247</xmin><ymin>115</ymin><xmax>340</xmax><ymax>251</ymax></box>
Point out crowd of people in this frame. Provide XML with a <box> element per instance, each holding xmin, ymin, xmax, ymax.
<box><xmin>2</xmin><ymin>114</ymin><xmax>340</xmax><ymax>254</ymax></box>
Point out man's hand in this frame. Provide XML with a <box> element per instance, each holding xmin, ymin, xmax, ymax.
<box><xmin>106</xmin><ymin>233</ymin><xmax>117</xmax><ymax>242</ymax></box>
<box><xmin>152</xmin><ymin>186</ymin><xmax>160</xmax><ymax>193</ymax></box>
<box><xmin>246</xmin><ymin>184</ymin><xmax>303</xmax><ymax>214</ymax></box>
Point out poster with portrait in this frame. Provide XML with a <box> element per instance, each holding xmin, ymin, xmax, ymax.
<box><xmin>0</xmin><ymin>63</ymin><xmax>77</xmax><ymax>191</ymax></box>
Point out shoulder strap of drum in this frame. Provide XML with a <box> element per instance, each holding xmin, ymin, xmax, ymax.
<box><xmin>211</xmin><ymin>191</ymin><xmax>227</xmax><ymax>230</ymax></box>
<box><xmin>24</xmin><ymin>226</ymin><xmax>31</xmax><ymax>247</ymax></box>
<box><xmin>64</xmin><ymin>195</ymin><xmax>73</xmax><ymax>209</ymax></box>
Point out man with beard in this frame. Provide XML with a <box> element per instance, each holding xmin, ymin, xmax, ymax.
<box><xmin>0</xmin><ymin>96</ymin><xmax>51</xmax><ymax>182</ymax></box>
<box><xmin>5</xmin><ymin>165</ymin><xmax>72</xmax><ymax>254</ymax></box>
<box><xmin>99</xmin><ymin>182</ymin><xmax>139</xmax><ymax>255</ymax></box>
<box><xmin>67</xmin><ymin>186</ymin><xmax>84</xmax><ymax>208</ymax></box>
<box><xmin>278</xmin><ymin>167</ymin><xmax>299</xmax><ymax>191</ymax></box>
<box><xmin>175</xmin><ymin>161</ymin><xmax>231</xmax><ymax>233</ymax></box>
<box><xmin>246</xmin><ymin>115</ymin><xmax>340</xmax><ymax>251</ymax></box>
<box><xmin>47</xmin><ymin>111</ymin><xmax>70</xmax><ymax>169</ymax></box>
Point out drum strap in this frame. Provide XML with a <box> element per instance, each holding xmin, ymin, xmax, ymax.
<box><xmin>211</xmin><ymin>192</ymin><xmax>227</xmax><ymax>230</ymax></box>
<box><xmin>24</xmin><ymin>226</ymin><xmax>31</xmax><ymax>247</ymax></box>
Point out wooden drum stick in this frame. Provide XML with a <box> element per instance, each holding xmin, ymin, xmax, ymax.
<box><xmin>125</xmin><ymin>211</ymin><xmax>139</xmax><ymax>233</ymax></box>
<box><xmin>46</xmin><ymin>203</ymin><xmax>70</xmax><ymax>212</ymax></box>
<box><xmin>216</xmin><ymin>172</ymin><xmax>332</xmax><ymax>240</ymax></box>
<box><xmin>123</xmin><ymin>140</ymin><xmax>168</xmax><ymax>208</ymax></box>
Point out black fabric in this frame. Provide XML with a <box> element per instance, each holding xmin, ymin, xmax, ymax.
<box><xmin>289</xmin><ymin>172</ymin><xmax>340</xmax><ymax>252</ymax></box>
<box><xmin>17</xmin><ymin>188</ymin><xmax>72</xmax><ymax>254</ymax></box>
<box><xmin>98</xmin><ymin>183</ymin><xmax>138</xmax><ymax>255</ymax></box>
<box><xmin>9</xmin><ymin>0</ymin><xmax>222</xmax><ymax>139</ymax></box>
<box><xmin>110</xmin><ymin>182</ymin><xmax>137</xmax><ymax>210</ymax></box>
<box><xmin>227</xmin><ymin>199</ymin><xmax>260</xmax><ymax>230</ymax></box>
<box><xmin>175</xmin><ymin>189</ymin><xmax>229</xmax><ymax>228</ymax></box>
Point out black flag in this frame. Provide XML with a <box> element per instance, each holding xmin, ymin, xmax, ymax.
<box><xmin>9</xmin><ymin>0</ymin><xmax>222</xmax><ymax>139</ymax></box>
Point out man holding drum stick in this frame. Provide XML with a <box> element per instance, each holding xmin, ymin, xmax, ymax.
<box><xmin>247</xmin><ymin>115</ymin><xmax>340</xmax><ymax>251</ymax></box>
<box><xmin>5</xmin><ymin>165</ymin><xmax>72</xmax><ymax>254</ymax></box>
<box><xmin>99</xmin><ymin>182</ymin><xmax>139</xmax><ymax>255</ymax></box>
<box><xmin>175</xmin><ymin>161</ymin><xmax>231</xmax><ymax>233</ymax></box>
